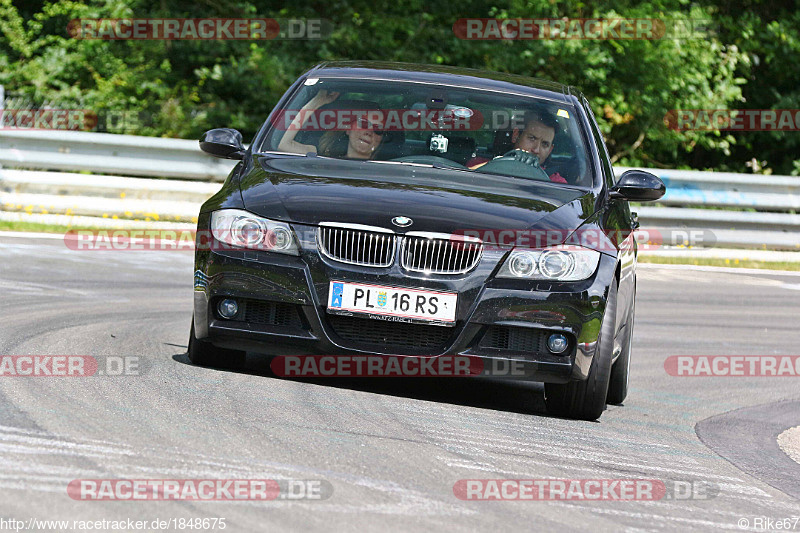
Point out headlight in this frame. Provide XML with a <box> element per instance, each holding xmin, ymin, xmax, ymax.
<box><xmin>497</xmin><ymin>246</ymin><xmax>600</xmax><ymax>281</ymax></box>
<box><xmin>210</xmin><ymin>209</ymin><xmax>299</xmax><ymax>255</ymax></box>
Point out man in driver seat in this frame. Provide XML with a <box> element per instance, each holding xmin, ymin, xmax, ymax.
<box><xmin>469</xmin><ymin>111</ymin><xmax>567</xmax><ymax>183</ymax></box>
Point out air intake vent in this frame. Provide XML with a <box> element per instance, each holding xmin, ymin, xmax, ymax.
<box><xmin>479</xmin><ymin>326</ymin><xmax>547</xmax><ymax>353</ymax></box>
<box><xmin>317</xmin><ymin>224</ymin><xmax>395</xmax><ymax>267</ymax></box>
<box><xmin>326</xmin><ymin>314</ymin><xmax>453</xmax><ymax>353</ymax></box>
<box><xmin>401</xmin><ymin>233</ymin><xmax>483</xmax><ymax>274</ymax></box>
<box><xmin>317</xmin><ymin>224</ymin><xmax>483</xmax><ymax>275</ymax></box>
<box><xmin>241</xmin><ymin>299</ymin><xmax>305</xmax><ymax>328</ymax></box>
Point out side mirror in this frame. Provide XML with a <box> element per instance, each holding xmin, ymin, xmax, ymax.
<box><xmin>200</xmin><ymin>128</ymin><xmax>245</xmax><ymax>159</ymax></box>
<box><xmin>609</xmin><ymin>170</ymin><xmax>666</xmax><ymax>202</ymax></box>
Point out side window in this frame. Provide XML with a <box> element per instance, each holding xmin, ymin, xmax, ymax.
<box><xmin>581</xmin><ymin>98</ymin><xmax>615</xmax><ymax>187</ymax></box>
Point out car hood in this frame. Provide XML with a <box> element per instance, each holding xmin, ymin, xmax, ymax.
<box><xmin>239</xmin><ymin>155</ymin><xmax>596</xmax><ymax>234</ymax></box>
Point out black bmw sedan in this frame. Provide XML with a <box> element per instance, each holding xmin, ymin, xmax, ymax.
<box><xmin>189</xmin><ymin>61</ymin><xmax>665</xmax><ymax>420</ymax></box>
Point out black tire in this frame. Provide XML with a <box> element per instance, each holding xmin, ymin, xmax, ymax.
<box><xmin>187</xmin><ymin>318</ymin><xmax>246</xmax><ymax>369</ymax></box>
<box><xmin>544</xmin><ymin>281</ymin><xmax>617</xmax><ymax>421</ymax></box>
<box><xmin>607</xmin><ymin>291</ymin><xmax>634</xmax><ymax>405</ymax></box>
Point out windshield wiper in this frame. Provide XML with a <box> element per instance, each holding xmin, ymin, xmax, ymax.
<box><xmin>254</xmin><ymin>150</ymin><xmax>311</xmax><ymax>157</ymax></box>
<box><xmin>366</xmin><ymin>160</ymin><xmax>471</xmax><ymax>172</ymax></box>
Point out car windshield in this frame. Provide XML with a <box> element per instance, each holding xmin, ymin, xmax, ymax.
<box><xmin>259</xmin><ymin>78</ymin><xmax>594</xmax><ymax>187</ymax></box>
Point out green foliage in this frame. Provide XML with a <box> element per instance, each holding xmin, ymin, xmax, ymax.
<box><xmin>693</xmin><ymin>1</ymin><xmax>800</xmax><ymax>174</ymax></box>
<box><xmin>1</xmin><ymin>0</ymin><xmax>795</xmax><ymax>173</ymax></box>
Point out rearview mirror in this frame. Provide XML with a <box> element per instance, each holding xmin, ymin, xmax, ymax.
<box><xmin>200</xmin><ymin>128</ymin><xmax>245</xmax><ymax>159</ymax></box>
<box><xmin>609</xmin><ymin>170</ymin><xmax>666</xmax><ymax>202</ymax></box>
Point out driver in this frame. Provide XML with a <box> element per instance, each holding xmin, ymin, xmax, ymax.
<box><xmin>469</xmin><ymin>111</ymin><xmax>567</xmax><ymax>183</ymax></box>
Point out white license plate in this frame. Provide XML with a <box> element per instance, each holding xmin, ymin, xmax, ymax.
<box><xmin>327</xmin><ymin>281</ymin><xmax>457</xmax><ymax>325</ymax></box>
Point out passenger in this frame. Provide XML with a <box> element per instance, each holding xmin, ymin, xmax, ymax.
<box><xmin>277</xmin><ymin>90</ymin><xmax>384</xmax><ymax>160</ymax></box>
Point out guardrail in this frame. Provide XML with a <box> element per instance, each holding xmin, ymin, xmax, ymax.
<box><xmin>614</xmin><ymin>166</ymin><xmax>800</xmax><ymax>211</ymax></box>
<box><xmin>1</xmin><ymin>130</ymin><xmax>799</xmax><ymax>249</ymax></box>
<box><xmin>0</xmin><ymin>129</ymin><xmax>236</xmax><ymax>181</ymax></box>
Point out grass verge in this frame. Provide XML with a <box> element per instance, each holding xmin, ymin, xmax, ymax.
<box><xmin>0</xmin><ymin>220</ymin><xmax>109</xmax><ymax>233</ymax></box>
<box><xmin>639</xmin><ymin>255</ymin><xmax>800</xmax><ymax>271</ymax></box>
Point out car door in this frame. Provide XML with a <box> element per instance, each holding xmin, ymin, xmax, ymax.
<box><xmin>581</xmin><ymin>97</ymin><xmax>635</xmax><ymax>339</ymax></box>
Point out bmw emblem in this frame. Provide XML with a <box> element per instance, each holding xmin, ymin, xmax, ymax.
<box><xmin>392</xmin><ymin>216</ymin><xmax>413</xmax><ymax>227</ymax></box>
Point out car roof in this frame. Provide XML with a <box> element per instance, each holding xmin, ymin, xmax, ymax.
<box><xmin>307</xmin><ymin>61</ymin><xmax>575</xmax><ymax>104</ymax></box>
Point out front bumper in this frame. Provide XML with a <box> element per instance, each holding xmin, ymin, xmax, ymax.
<box><xmin>193</xmin><ymin>214</ymin><xmax>616</xmax><ymax>383</ymax></box>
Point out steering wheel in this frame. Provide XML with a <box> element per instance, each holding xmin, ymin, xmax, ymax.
<box><xmin>478</xmin><ymin>149</ymin><xmax>551</xmax><ymax>181</ymax></box>
<box><xmin>390</xmin><ymin>155</ymin><xmax>467</xmax><ymax>169</ymax></box>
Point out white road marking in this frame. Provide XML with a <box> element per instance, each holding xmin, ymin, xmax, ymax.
<box><xmin>0</xmin><ymin>425</ymin><xmax>472</xmax><ymax>517</ymax></box>
<box><xmin>398</xmin><ymin>404</ymin><xmax>680</xmax><ymax>450</ymax></box>
<box><xmin>777</xmin><ymin>426</ymin><xmax>800</xmax><ymax>465</ymax></box>
<box><xmin>0</xmin><ymin>279</ymin><xmax>97</xmax><ymax>298</ymax></box>
<box><xmin>428</xmin><ymin>435</ymin><xmax>747</xmax><ymax>482</ymax></box>
<box><xmin>547</xmin><ymin>502</ymin><xmax>761</xmax><ymax>531</ymax></box>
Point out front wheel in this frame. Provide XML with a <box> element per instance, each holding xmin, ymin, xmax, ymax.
<box><xmin>544</xmin><ymin>281</ymin><xmax>617</xmax><ymax>421</ymax></box>
<box><xmin>187</xmin><ymin>318</ymin><xmax>246</xmax><ymax>369</ymax></box>
<box><xmin>607</xmin><ymin>291</ymin><xmax>634</xmax><ymax>405</ymax></box>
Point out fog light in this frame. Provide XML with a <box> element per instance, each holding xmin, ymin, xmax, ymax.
<box><xmin>218</xmin><ymin>298</ymin><xmax>239</xmax><ymax>319</ymax></box>
<box><xmin>547</xmin><ymin>333</ymin><xmax>569</xmax><ymax>354</ymax></box>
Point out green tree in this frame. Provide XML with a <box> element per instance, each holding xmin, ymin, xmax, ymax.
<box><xmin>3</xmin><ymin>0</ymin><xmax>793</xmax><ymax>174</ymax></box>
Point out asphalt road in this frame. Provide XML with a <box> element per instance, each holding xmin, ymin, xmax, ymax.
<box><xmin>1</xmin><ymin>233</ymin><xmax>799</xmax><ymax>532</ymax></box>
